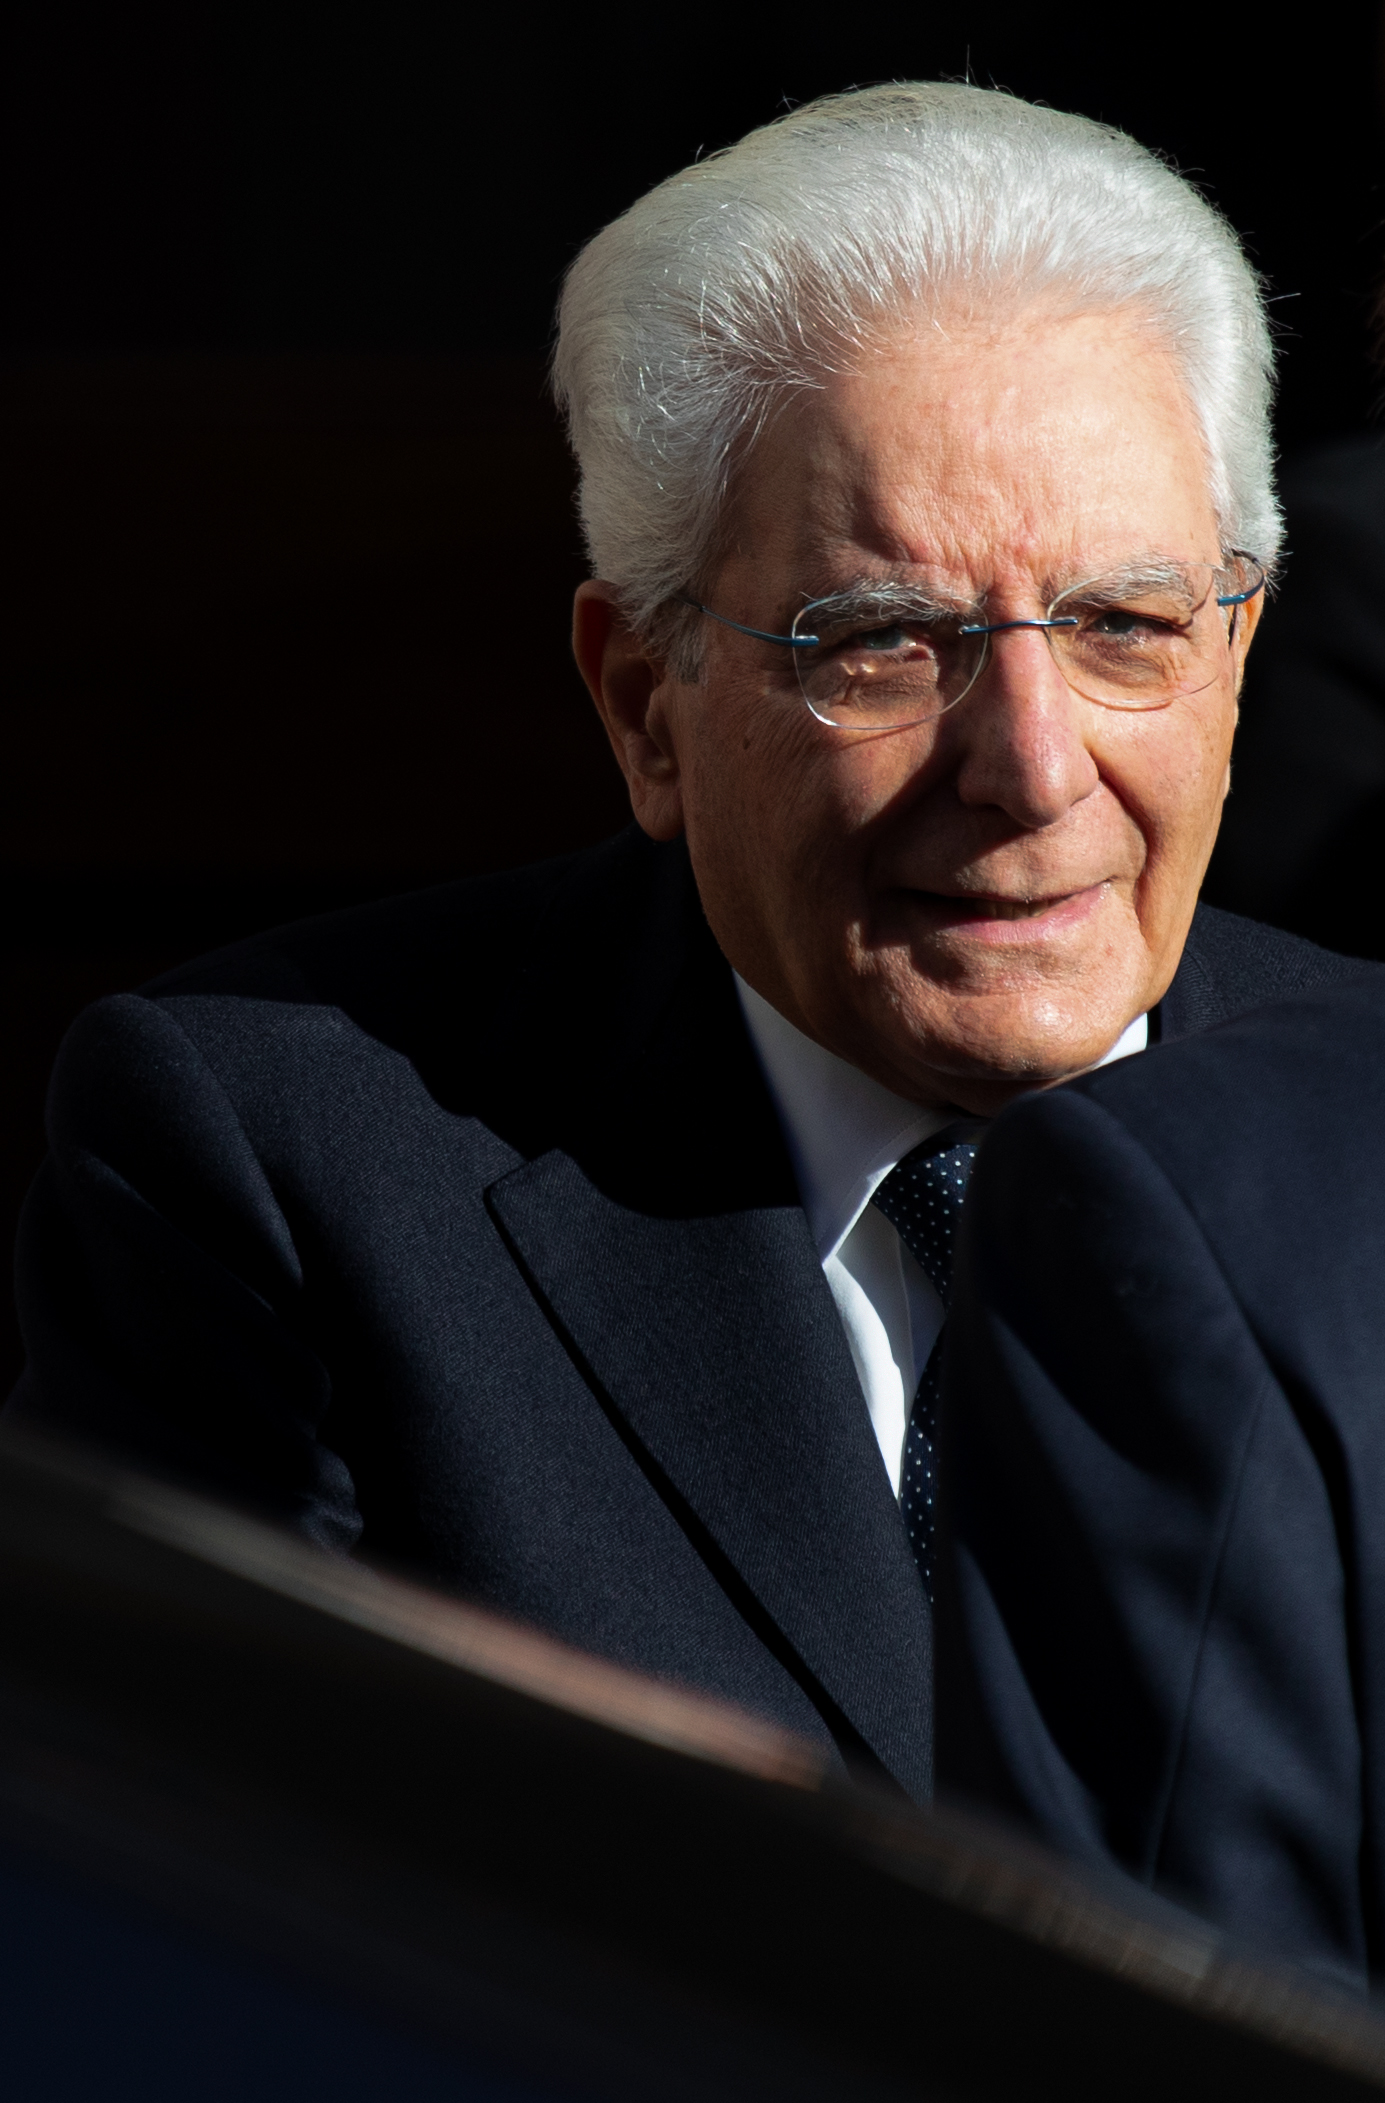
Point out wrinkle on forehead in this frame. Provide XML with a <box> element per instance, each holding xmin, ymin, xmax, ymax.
<box><xmin>722</xmin><ymin>310</ymin><xmax>1220</xmax><ymax>613</ymax></box>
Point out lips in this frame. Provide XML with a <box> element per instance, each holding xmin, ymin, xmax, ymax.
<box><xmin>930</xmin><ymin>894</ymin><xmax>1061</xmax><ymax>920</ymax></box>
<box><xmin>901</xmin><ymin>883</ymin><xmax>1109</xmax><ymax>936</ymax></box>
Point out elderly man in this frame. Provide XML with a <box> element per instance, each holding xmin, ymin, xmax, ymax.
<box><xmin>8</xmin><ymin>84</ymin><xmax>1366</xmax><ymax>1801</ymax></box>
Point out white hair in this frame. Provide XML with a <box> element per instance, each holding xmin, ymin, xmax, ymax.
<box><xmin>552</xmin><ymin>82</ymin><xmax>1279</xmax><ymax>671</ymax></box>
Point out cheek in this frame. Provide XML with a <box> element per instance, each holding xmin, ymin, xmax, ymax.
<box><xmin>676</xmin><ymin>678</ymin><xmax>825</xmax><ymax>882</ymax></box>
<box><xmin>684</xmin><ymin>680</ymin><xmax>886</xmax><ymax>854</ymax></box>
<box><xmin>1096</xmin><ymin>693</ymin><xmax>1237</xmax><ymax>867</ymax></box>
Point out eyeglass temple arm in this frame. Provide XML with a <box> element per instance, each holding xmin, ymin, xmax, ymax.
<box><xmin>680</xmin><ymin>597</ymin><xmax>818</xmax><ymax>649</ymax></box>
<box><xmin>1217</xmin><ymin>557</ymin><xmax>1267</xmax><ymax>609</ymax></box>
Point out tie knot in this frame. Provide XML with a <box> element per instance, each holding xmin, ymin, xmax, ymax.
<box><xmin>871</xmin><ymin>1123</ymin><xmax>984</xmax><ymax>1308</ymax></box>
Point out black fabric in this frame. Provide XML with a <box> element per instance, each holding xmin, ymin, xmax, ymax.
<box><xmin>936</xmin><ymin>965</ymin><xmax>1385</xmax><ymax>1988</ymax></box>
<box><xmin>1155</xmin><ymin>899</ymin><xmax>1366</xmax><ymax>1041</ymax></box>
<box><xmin>8</xmin><ymin>823</ymin><xmax>1367</xmax><ymax>1803</ymax></box>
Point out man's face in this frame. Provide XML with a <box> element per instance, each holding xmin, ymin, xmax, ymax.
<box><xmin>578</xmin><ymin>311</ymin><xmax>1260</xmax><ymax>1113</ymax></box>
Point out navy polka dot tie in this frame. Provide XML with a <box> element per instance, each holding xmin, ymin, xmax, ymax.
<box><xmin>871</xmin><ymin>1122</ymin><xmax>985</xmax><ymax>1596</ymax></box>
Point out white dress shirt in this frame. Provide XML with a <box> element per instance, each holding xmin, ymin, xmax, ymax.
<box><xmin>734</xmin><ymin>976</ymin><xmax>1148</xmax><ymax>1494</ymax></box>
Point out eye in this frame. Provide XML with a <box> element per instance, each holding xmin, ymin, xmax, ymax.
<box><xmin>803</xmin><ymin>605</ymin><xmax>958</xmax><ymax>663</ymax></box>
<box><xmin>850</xmin><ymin>623</ymin><xmax>911</xmax><ymax>652</ymax></box>
<box><xmin>828</xmin><ymin>619</ymin><xmax>951</xmax><ymax>657</ymax></box>
<box><xmin>1078</xmin><ymin>603</ymin><xmax>1186</xmax><ymax>639</ymax></box>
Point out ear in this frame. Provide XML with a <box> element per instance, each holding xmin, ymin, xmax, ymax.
<box><xmin>572</xmin><ymin>582</ymin><xmax>686</xmax><ymax>840</ymax></box>
<box><xmin>1230</xmin><ymin>579</ymin><xmax>1265</xmax><ymax>694</ymax></box>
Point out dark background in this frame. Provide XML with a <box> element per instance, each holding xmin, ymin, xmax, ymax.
<box><xmin>6</xmin><ymin>0</ymin><xmax>1385</xmax><ymax>1387</ymax></box>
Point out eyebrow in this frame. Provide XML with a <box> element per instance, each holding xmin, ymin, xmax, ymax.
<box><xmin>1056</xmin><ymin>559</ymin><xmax>1206</xmax><ymax>607</ymax></box>
<box><xmin>799</xmin><ymin>576</ymin><xmax>977</xmax><ymax>624</ymax></box>
<box><xmin>800</xmin><ymin>556</ymin><xmax>1208</xmax><ymax>625</ymax></box>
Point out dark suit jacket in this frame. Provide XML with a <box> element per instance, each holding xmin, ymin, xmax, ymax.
<box><xmin>8</xmin><ymin>824</ymin><xmax>1369</xmax><ymax>1802</ymax></box>
<box><xmin>937</xmin><ymin>971</ymin><xmax>1385</xmax><ymax>1987</ymax></box>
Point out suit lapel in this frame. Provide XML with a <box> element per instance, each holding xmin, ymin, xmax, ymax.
<box><xmin>488</xmin><ymin>1152</ymin><xmax>933</xmax><ymax>1797</ymax></box>
<box><xmin>482</xmin><ymin>838</ymin><xmax>933</xmax><ymax>1799</ymax></box>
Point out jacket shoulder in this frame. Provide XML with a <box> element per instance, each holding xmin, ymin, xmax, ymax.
<box><xmin>1158</xmin><ymin>903</ymin><xmax>1383</xmax><ymax>1041</ymax></box>
<box><xmin>139</xmin><ymin>826</ymin><xmax>656</xmax><ymax>1014</ymax></box>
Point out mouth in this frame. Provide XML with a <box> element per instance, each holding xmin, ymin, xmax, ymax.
<box><xmin>904</xmin><ymin>883</ymin><xmax>1108</xmax><ymax>938</ymax></box>
<box><xmin>936</xmin><ymin>895</ymin><xmax>1058</xmax><ymax>921</ymax></box>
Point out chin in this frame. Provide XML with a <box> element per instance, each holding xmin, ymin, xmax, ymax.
<box><xmin>879</xmin><ymin>985</ymin><xmax>1142</xmax><ymax>1094</ymax></box>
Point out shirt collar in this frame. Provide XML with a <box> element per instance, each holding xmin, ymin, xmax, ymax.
<box><xmin>735</xmin><ymin>974</ymin><xmax>1147</xmax><ymax>1264</ymax></box>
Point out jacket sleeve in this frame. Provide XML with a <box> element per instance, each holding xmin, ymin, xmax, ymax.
<box><xmin>934</xmin><ymin>1087</ymin><xmax>1368</xmax><ymax>1989</ymax></box>
<box><xmin>8</xmin><ymin>993</ymin><xmax>362</xmax><ymax>1551</ymax></box>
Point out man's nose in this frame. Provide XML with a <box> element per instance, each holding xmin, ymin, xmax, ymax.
<box><xmin>948</xmin><ymin>623</ymin><xmax>1100</xmax><ymax>828</ymax></box>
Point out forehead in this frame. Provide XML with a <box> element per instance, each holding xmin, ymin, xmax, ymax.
<box><xmin>726</xmin><ymin>311</ymin><xmax>1220</xmax><ymax>594</ymax></box>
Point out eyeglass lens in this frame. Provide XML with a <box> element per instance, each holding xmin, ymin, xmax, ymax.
<box><xmin>790</xmin><ymin>558</ymin><xmax>1260</xmax><ymax>730</ymax></box>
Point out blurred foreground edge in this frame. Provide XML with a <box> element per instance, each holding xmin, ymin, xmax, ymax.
<box><xmin>0</xmin><ymin>1424</ymin><xmax>1379</xmax><ymax>2102</ymax></box>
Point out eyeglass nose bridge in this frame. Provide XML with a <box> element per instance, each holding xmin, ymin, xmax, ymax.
<box><xmin>944</xmin><ymin>614</ymin><xmax>1084</xmax><ymax>712</ymax></box>
<box><xmin>957</xmin><ymin>616</ymin><xmax>1081</xmax><ymax>638</ymax></box>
